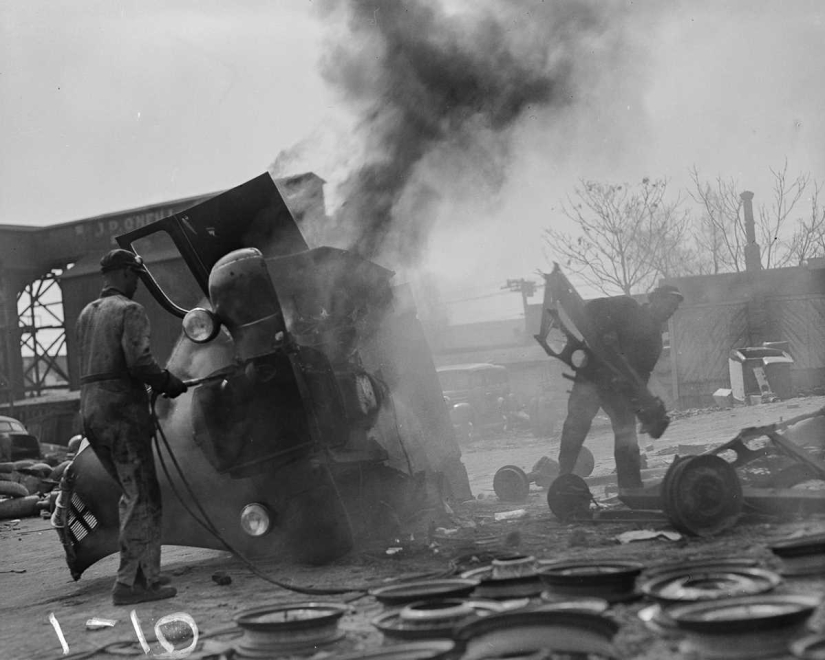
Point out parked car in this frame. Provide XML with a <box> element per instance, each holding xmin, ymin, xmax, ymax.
<box><xmin>0</xmin><ymin>416</ymin><xmax>42</xmax><ymax>462</ymax></box>
<box><xmin>437</xmin><ymin>363</ymin><xmax>510</xmax><ymax>439</ymax></box>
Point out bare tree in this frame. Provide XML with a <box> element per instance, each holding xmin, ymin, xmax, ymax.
<box><xmin>786</xmin><ymin>180</ymin><xmax>825</xmax><ymax>265</ymax></box>
<box><xmin>689</xmin><ymin>161</ymin><xmax>822</xmax><ymax>271</ymax></box>
<box><xmin>640</xmin><ymin>206</ymin><xmax>699</xmax><ymax>280</ymax></box>
<box><xmin>544</xmin><ymin>178</ymin><xmax>691</xmax><ymax>295</ymax></box>
<box><xmin>688</xmin><ymin>167</ymin><xmax>745</xmax><ymax>273</ymax></box>
<box><xmin>758</xmin><ymin>160</ymin><xmax>809</xmax><ymax>268</ymax></box>
<box><xmin>549</xmin><ymin>165</ymin><xmax>825</xmax><ymax>298</ymax></box>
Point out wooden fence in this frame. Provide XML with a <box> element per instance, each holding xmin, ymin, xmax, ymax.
<box><xmin>670</xmin><ymin>293</ymin><xmax>825</xmax><ymax>409</ymax></box>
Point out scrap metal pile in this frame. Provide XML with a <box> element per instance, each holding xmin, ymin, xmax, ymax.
<box><xmin>197</xmin><ymin>541</ymin><xmax>825</xmax><ymax>659</ymax></box>
<box><xmin>155</xmin><ymin>394</ymin><xmax>825</xmax><ymax>659</ymax></box>
<box><xmin>618</xmin><ymin>406</ymin><xmax>825</xmax><ymax>535</ymax></box>
<box><xmin>490</xmin><ymin>403</ymin><xmax>825</xmax><ymax>535</ymax></box>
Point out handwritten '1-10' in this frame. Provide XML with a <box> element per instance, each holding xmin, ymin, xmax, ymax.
<box><xmin>49</xmin><ymin>610</ymin><xmax>199</xmax><ymax>658</ymax></box>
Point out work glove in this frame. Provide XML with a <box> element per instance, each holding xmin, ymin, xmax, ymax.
<box><xmin>162</xmin><ymin>371</ymin><xmax>188</xmax><ymax>399</ymax></box>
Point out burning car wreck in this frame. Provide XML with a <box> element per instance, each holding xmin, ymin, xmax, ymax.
<box><xmin>52</xmin><ymin>173</ymin><xmax>472</xmax><ymax>580</ymax></box>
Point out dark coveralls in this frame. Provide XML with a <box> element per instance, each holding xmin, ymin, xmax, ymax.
<box><xmin>76</xmin><ymin>287</ymin><xmax>169</xmax><ymax>588</ymax></box>
<box><xmin>557</xmin><ymin>296</ymin><xmax>664</xmax><ymax>489</ymax></box>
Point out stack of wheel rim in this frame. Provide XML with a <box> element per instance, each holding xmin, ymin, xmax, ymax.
<box><xmin>455</xmin><ymin>609</ymin><xmax>620</xmax><ymax>660</ymax></box>
<box><xmin>233</xmin><ymin>602</ymin><xmax>348</xmax><ymax>657</ymax></box>
<box><xmin>660</xmin><ymin>455</ymin><xmax>743</xmax><ymax>537</ymax></box>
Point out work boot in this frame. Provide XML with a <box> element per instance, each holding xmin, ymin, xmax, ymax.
<box><xmin>112</xmin><ymin>582</ymin><xmax>177</xmax><ymax>606</ymax></box>
<box><xmin>136</xmin><ymin>568</ymin><xmax>172</xmax><ymax>588</ymax></box>
<box><xmin>141</xmin><ymin>574</ymin><xmax>172</xmax><ymax>588</ymax></box>
<box><xmin>615</xmin><ymin>447</ymin><xmax>643</xmax><ymax>490</ymax></box>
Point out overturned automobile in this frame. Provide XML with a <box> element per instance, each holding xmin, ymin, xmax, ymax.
<box><xmin>53</xmin><ymin>173</ymin><xmax>472</xmax><ymax>579</ymax></box>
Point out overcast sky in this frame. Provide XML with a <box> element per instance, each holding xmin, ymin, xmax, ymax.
<box><xmin>2</xmin><ymin>1</ymin><xmax>824</xmax><ymax>321</ymax></box>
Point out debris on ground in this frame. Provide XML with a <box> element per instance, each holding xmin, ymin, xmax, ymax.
<box><xmin>85</xmin><ymin>618</ymin><xmax>117</xmax><ymax>631</ymax></box>
<box><xmin>616</xmin><ymin>529</ymin><xmax>683</xmax><ymax>544</ymax></box>
<box><xmin>211</xmin><ymin>571</ymin><xmax>232</xmax><ymax>586</ymax></box>
<box><xmin>494</xmin><ymin>509</ymin><xmax>527</xmax><ymax>521</ymax></box>
<box><xmin>434</xmin><ymin>527</ymin><xmax>459</xmax><ymax>536</ymax></box>
<box><xmin>3</xmin><ymin>395</ymin><xmax>825</xmax><ymax>660</ymax></box>
<box><xmin>568</xmin><ymin>528</ymin><xmax>589</xmax><ymax>547</ymax></box>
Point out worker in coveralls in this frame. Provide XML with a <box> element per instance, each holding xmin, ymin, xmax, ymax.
<box><xmin>557</xmin><ymin>285</ymin><xmax>683</xmax><ymax>490</ymax></box>
<box><xmin>76</xmin><ymin>249</ymin><xmax>188</xmax><ymax>605</ymax></box>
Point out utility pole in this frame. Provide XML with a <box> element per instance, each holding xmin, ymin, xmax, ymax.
<box><xmin>502</xmin><ymin>279</ymin><xmax>538</xmax><ymax>343</ymax></box>
<box><xmin>502</xmin><ymin>279</ymin><xmax>537</xmax><ymax>315</ymax></box>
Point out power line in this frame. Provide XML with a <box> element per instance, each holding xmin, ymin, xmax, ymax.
<box><xmin>443</xmin><ymin>289</ymin><xmax>511</xmax><ymax>305</ymax></box>
<box><xmin>501</xmin><ymin>278</ymin><xmax>540</xmax><ymax>319</ymax></box>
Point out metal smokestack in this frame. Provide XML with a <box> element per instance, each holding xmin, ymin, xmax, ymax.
<box><xmin>740</xmin><ymin>190</ymin><xmax>766</xmax><ymax>345</ymax></box>
<box><xmin>740</xmin><ymin>190</ymin><xmax>762</xmax><ymax>272</ymax></box>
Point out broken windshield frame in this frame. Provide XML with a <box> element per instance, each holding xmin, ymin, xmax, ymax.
<box><xmin>116</xmin><ymin>213</ymin><xmax>210</xmax><ymax>318</ymax></box>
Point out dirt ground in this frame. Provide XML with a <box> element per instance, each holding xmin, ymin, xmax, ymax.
<box><xmin>2</xmin><ymin>395</ymin><xmax>824</xmax><ymax>660</ymax></box>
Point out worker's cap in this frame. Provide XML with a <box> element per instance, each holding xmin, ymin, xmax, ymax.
<box><xmin>99</xmin><ymin>249</ymin><xmax>146</xmax><ymax>274</ymax></box>
<box><xmin>649</xmin><ymin>284</ymin><xmax>684</xmax><ymax>302</ymax></box>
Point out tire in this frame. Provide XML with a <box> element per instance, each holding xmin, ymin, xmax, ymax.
<box><xmin>0</xmin><ymin>482</ymin><xmax>28</xmax><ymax>498</ymax></box>
<box><xmin>0</xmin><ymin>494</ymin><xmax>40</xmax><ymax>520</ymax></box>
<box><xmin>19</xmin><ymin>462</ymin><xmax>52</xmax><ymax>477</ymax></box>
<box><xmin>67</xmin><ymin>435</ymin><xmax>84</xmax><ymax>454</ymax></box>
<box><xmin>49</xmin><ymin>461</ymin><xmax>71</xmax><ymax>483</ymax></box>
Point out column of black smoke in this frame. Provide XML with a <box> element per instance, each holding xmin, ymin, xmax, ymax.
<box><xmin>307</xmin><ymin>1</ymin><xmax>631</xmax><ymax>499</ymax></box>
<box><xmin>318</xmin><ymin>0</ymin><xmax>620</xmax><ymax>267</ymax></box>
<box><xmin>157</xmin><ymin>1</ymin><xmax>630</xmax><ymax>515</ymax></box>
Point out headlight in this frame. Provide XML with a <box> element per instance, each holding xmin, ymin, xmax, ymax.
<box><xmin>240</xmin><ymin>503</ymin><xmax>271</xmax><ymax>537</ymax></box>
<box><xmin>182</xmin><ymin>308</ymin><xmax>221</xmax><ymax>343</ymax></box>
